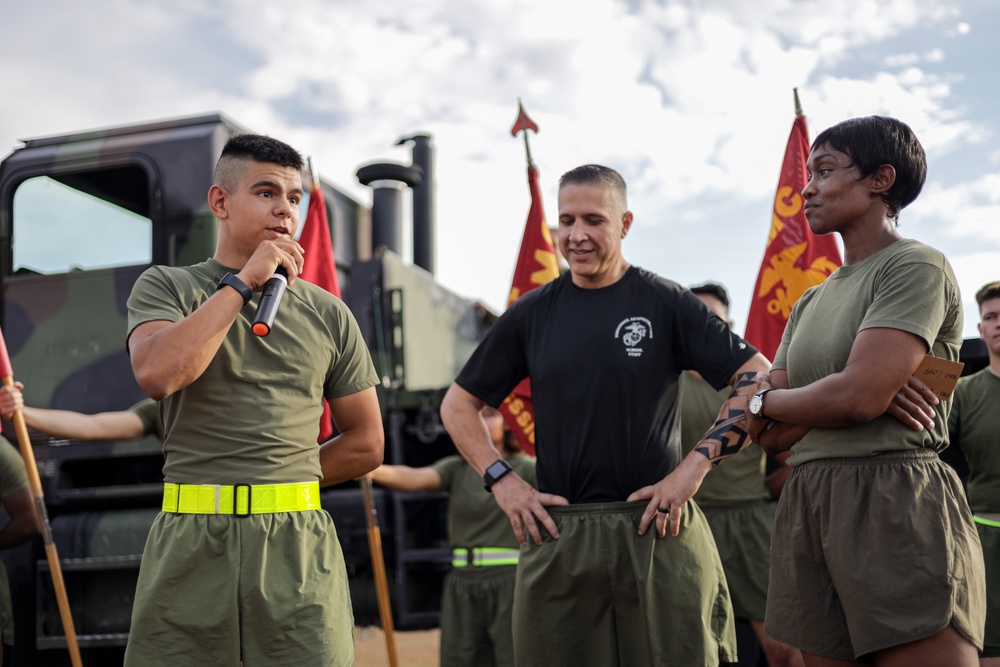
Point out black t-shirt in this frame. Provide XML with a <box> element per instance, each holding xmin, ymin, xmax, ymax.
<box><xmin>456</xmin><ymin>267</ymin><xmax>757</xmax><ymax>503</ymax></box>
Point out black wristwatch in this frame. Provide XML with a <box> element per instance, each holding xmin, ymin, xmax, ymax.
<box><xmin>483</xmin><ymin>459</ymin><xmax>513</xmax><ymax>492</ymax></box>
<box><xmin>748</xmin><ymin>389</ymin><xmax>773</xmax><ymax>419</ymax></box>
<box><xmin>217</xmin><ymin>272</ymin><xmax>252</xmax><ymax>306</ymax></box>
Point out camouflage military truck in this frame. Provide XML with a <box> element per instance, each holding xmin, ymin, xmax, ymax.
<box><xmin>0</xmin><ymin>113</ymin><xmax>488</xmax><ymax>666</ymax></box>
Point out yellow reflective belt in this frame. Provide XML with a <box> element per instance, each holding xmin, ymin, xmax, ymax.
<box><xmin>162</xmin><ymin>482</ymin><xmax>321</xmax><ymax>515</ymax></box>
<box><xmin>974</xmin><ymin>513</ymin><xmax>1000</xmax><ymax>529</ymax></box>
<box><xmin>452</xmin><ymin>547</ymin><xmax>520</xmax><ymax>567</ymax></box>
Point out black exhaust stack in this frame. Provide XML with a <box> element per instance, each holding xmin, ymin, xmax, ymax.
<box><xmin>396</xmin><ymin>134</ymin><xmax>435</xmax><ymax>274</ymax></box>
<box><xmin>356</xmin><ymin>162</ymin><xmax>423</xmax><ymax>257</ymax></box>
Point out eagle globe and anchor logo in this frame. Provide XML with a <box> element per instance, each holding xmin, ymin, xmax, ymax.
<box><xmin>615</xmin><ymin>316</ymin><xmax>653</xmax><ymax>357</ymax></box>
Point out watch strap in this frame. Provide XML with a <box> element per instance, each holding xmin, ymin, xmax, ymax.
<box><xmin>483</xmin><ymin>459</ymin><xmax>513</xmax><ymax>493</ymax></box>
<box><xmin>218</xmin><ymin>272</ymin><xmax>252</xmax><ymax>306</ymax></box>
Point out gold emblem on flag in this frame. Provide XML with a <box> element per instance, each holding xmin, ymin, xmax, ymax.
<box><xmin>758</xmin><ymin>242</ymin><xmax>839</xmax><ymax>318</ymax></box>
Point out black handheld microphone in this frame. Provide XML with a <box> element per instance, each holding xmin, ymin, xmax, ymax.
<box><xmin>252</xmin><ymin>266</ymin><xmax>288</xmax><ymax>337</ymax></box>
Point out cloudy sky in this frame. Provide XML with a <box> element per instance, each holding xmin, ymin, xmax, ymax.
<box><xmin>2</xmin><ymin>0</ymin><xmax>997</xmax><ymax>338</ymax></box>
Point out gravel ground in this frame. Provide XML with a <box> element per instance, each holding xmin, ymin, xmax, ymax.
<box><xmin>354</xmin><ymin>626</ymin><xmax>440</xmax><ymax>667</ymax></box>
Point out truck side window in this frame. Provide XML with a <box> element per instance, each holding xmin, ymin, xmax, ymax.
<box><xmin>11</xmin><ymin>167</ymin><xmax>152</xmax><ymax>275</ymax></box>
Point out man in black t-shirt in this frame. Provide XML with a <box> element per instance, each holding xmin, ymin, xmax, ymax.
<box><xmin>440</xmin><ymin>164</ymin><xmax>772</xmax><ymax>666</ymax></box>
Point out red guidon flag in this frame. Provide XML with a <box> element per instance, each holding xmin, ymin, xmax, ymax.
<box><xmin>744</xmin><ymin>110</ymin><xmax>842</xmax><ymax>361</ymax></box>
<box><xmin>298</xmin><ymin>177</ymin><xmax>341</xmax><ymax>442</ymax></box>
<box><xmin>498</xmin><ymin>160</ymin><xmax>559</xmax><ymax>456</ymax></box>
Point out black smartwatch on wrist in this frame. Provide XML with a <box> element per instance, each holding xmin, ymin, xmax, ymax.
<box><xmin>217</xmin><ymin>272</ymin><xmax>252</xmax><ymax>306</ymax></box>
<box><xmin>483</xmin><ymin>459</ymin><xmax>513</xmax><ymax>492</ymax></box>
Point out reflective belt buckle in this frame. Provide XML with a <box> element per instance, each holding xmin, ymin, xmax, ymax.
<box><xmin>451</xmin><ymin>547</ymin><xmax>473</xmax><ymax>568</ymax></box>
<box><xmin>234</xmin><ymin>483</ymin><xmax>252</xmax><ymax>517</ymax></box>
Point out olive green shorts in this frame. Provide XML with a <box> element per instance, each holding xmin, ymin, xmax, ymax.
<box><xmin>977</xmin><ymin>517</ymin><xmax>1000</xmax><ymax>658</ymax></box>
<box><xmin>513</xmin><ymin>500</ymin><xmax>736</xmax><ymax>667</ymax></box>
<box><xmin>701</xmin><ymin>500</ymin><xmax>774</xmax><ymax>621</ymax></box>
<box><xmin>0</xmin><ymin>561</ymin><xmax>12</xmax><ymax>646</ymax></box>
<box><xmin>766</xmin><ymin>450</ymin><xmax>986</xmax><ymax>661</ymax></box>
<box><xmin>439</xmin><ymin>565</ymin><xmax>516</xmax><ymax>667</ymax></box>
<box><xmin>124</xmin><ymin>510</ymin><xmax>354</xmax><ymax>667</ymax></box>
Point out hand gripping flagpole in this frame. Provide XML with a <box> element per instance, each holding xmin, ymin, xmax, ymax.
<box><xmin>0</xmin><ymin>327</ymin><xmax>83</xmax><ymax>667</ymax></box>
<box><xmin>360</xmin><ymin>476</ymin><xmax>398</xmax><ymax>667</ymax></box>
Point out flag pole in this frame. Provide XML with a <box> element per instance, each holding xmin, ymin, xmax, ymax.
<box><xmin>360</xmin><ymin>477</ymin><xmax>398</xmax><ymax>667</ymax></box>
<box><xmin>500</xmin><ymin>99</ymin><xmax>555</xmax><ymax>455</ymax></box>
<box><xmin>744</xmin><ymin>87</ymin><xmax>840</xmax><ymax>360</ymax></box>
<box><xmin>511</xmin><ymin>97</ymin><xmax>539</xmax><ymax>167</ymax></box>
<box><xmin>307</xmin><ymin>156</ymin><xmax>319</xmax><ymax>191</ymax></box>
<box><xmin>0</xmin><ymin>329</ymin><xmax>82</xmax><ymax>667</ymax></box>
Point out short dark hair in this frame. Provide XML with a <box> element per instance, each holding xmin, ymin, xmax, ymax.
<box><xmin>811</xmin><ymin>116</ymin><xmax>926</xmax><ymax>224</ymax></box>
<box><xmin>689</xmin><ymin>282</ymin><xmax>730</xmax><ymax>309</ymax></box>
<box><xmin>214</xmin><ymin>134</ymin><xmax>304</xmax><ymax>189</ymax></box>
<box><xmin>975</xmin><ymin>281</ymin><xmax>1000</xmax><ymax>308</ymax></box>
<box><xmin>558</xmin><ymin>164</ymin><xmax>628</xmax><ymax>209</ymax></box>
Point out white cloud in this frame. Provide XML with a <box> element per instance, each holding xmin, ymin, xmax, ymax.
<box><xmin>886</xmin><ymin>48</ymin><xmax>947</xmax><ymax>67</ymax></box>
<box><xmin>918</xmin><ymin>175</ymin><xmax>1000</xmax><ymax>243</ymax></box>
<box><xmin>0</xmin><ymin>0</ymin><xmax>992</xmax><ymax>331</ymax></box>
<box><xmin>952</xmin><ymin>22</ymin><xmax>972</xmax><ymax>36</ymax></box>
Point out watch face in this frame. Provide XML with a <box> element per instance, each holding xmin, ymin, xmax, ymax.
<box><xmin>749</xmin><ymin>395</ymin><xmax>763</xmax><ymax>415</ymax></box>
<box><xmin>485</xmin><ymin>459</ymin><xmax>512</xmax><ymax>483</ymax></box>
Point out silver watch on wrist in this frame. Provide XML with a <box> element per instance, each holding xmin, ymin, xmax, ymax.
<box><xmin>748</xmin><ymin>389</ymin><xmax>772</xmax><ymax>419</ymax></box>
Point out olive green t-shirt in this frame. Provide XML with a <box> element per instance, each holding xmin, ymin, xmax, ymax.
<box><xmin>0</xmin><ymin>436</ymin><xmax>28</xmax><ymax>499</ymax></box>
<box><xmin>127</xmin><ymin>258</ymin><xmax>379</xmax><ymax>484</ymax></box>
<box><xmin>432</xmin><ymin>452</ymin><xmax>536</xmax><ymax>549</ymax></box>
<box><xmin>680</xmin><ymin>372</ymin><xmax>769</xmax><ymax>506</ymax></box>
<box><xmin>773</xmin><ymin>239</ymin><xmax>962</xmax><ymax>466</ymax></box>
<box><xmin>129</xmin><ymin>398</ymin><xmax>164</xmax><ymax>441</ymax></box>
<box><xmin>948</xmin><ymin>368</ymin><xmax>1000</xmax><ymax>513</ymax></box>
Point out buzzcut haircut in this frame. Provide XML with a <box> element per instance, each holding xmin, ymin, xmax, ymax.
<box><xmin>214</xmin><ymin>133</ymin><xmax>304</xmax><ymax>190</ymax></box>
<box><xmin>558</xmin><ymin>164</ymin><xmax>628</xmax><ymax>209</ymax></box>
<box><xmin>975</xmin><ymin>281</ymin><xmax>1000</xmax><ymax>308</ymax></box>
<box><xmin>689</xmin><ymin>282</ymin><xmax>730</xmax><ymax>309</ymax></box>
<box><xmin>811</xmin><ymin>116</ymin><xmax>926</xmax><ymax>224</ymax></box>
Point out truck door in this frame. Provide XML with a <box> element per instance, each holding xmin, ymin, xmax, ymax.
<box><xmin>2</xmin><ymin>159</ymin><xmax>158</xmax><ymax>415</ymax></box>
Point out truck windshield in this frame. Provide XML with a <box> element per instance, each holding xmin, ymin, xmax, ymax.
<box><xmin>12</xmin><ymin>167</ymin><xmax>151</xmax><ymax>275</ymax></box>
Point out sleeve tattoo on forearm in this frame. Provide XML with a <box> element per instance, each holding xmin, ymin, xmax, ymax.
<box><xmin>694</xmin><ymin>371</ymin><xmax>756</xmax><ymax>466</ymax></box>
